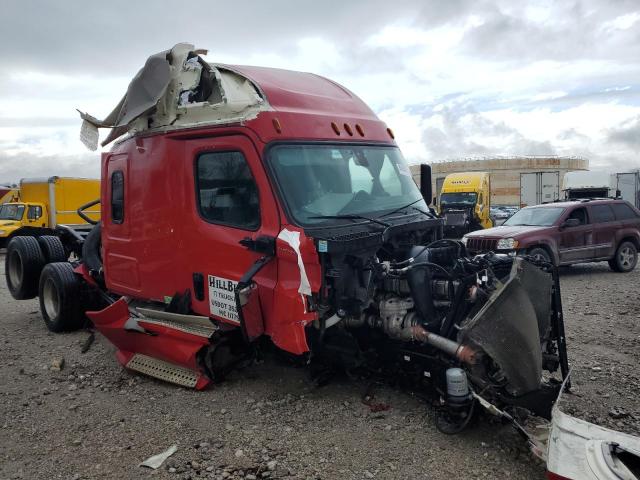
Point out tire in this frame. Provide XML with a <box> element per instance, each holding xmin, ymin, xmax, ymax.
<box><xmin>608</xmin><ymin>241</ymin><xmax>638</xmax><ymax>273</ymax></box>
<box><xmin>37</xmin><ymin>235</ymin><xmax>67</xmax><ymax>263</ymax></box>
<box><xmin>529</xmin><ymin>247</ymin><xmax>553</xmax><ymax>265</ymax></box>
<box><xmin>5</xmin><ymin>236</ymin><xmax>46</xmax><ymax>299</ymax></box>
<box><xmin>38</xmin><ymin>262</ymin><xmax>86</xmax><ymax>332</ymax></box>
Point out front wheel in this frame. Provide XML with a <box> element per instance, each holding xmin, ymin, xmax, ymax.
<box><xmin>608</xmin><ymin>241</ymin><xmax>638</xmax><ymax>273</ymax></box>
<box><xmin>38</xmin><ymin>262</ymin><xmax>86</xmax><ymax>332</ymax></box>
<box><xmin>528</xmin><ymin>247</ymin><xmax>553</xmax><ymax>265</ymax></box>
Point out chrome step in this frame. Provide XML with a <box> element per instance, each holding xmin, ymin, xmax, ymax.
<box><xmin>135</xmin><ymin>307</ymin><xmax>217</xmax><ymax>338</ymax></box>
<box><xmin>125</xmin><ymin>353</ymin><xmax>200</xmax><ymax>388</ymax></box>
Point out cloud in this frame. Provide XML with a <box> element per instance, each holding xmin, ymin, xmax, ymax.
<box><xmin>0</xmin><ymin>152</ymin><xmax>99</xmax><ymax>182</ymax></box>
<box><xmin>606</xmin><ymin>115</ymin><xmax>640</xmax><ymax>152</ymax></box>
<box><xmin>1</xmin><ymin>0</ymin><xmax>640</xmax><ymax>183</ymax></box>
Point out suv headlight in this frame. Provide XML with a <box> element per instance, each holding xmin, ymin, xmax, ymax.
<box><xmin>460</xmin><ymin>236</ymin><xmax>468</xmax><ymax>246</ymax></box>
<box><xmin>496</xmin><ymin>238</ymin><xmax>519</xmax><ymax>249</ymax></box>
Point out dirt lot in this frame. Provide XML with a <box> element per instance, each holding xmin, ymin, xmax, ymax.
<box><xmin>1</xmin><ymin>253</ymin><xmax>639</xmax><ymax>480</ymax></box>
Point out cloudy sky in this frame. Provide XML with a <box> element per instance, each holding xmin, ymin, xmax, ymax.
<box><xmin>1</xmin><ymin>0</ymin><xmax>639</xmax><ymax>183</ymax></box>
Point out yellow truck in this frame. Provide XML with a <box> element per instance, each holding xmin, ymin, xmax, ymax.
<box><xmin>0</xmin><ymin>177</ymin><xmax>100</xmax><ymax>248</ymax></box>
<box><xmin>438</xmin><ymin>172</ymin><xmax>493</xmax><ymax>237</ymax></box>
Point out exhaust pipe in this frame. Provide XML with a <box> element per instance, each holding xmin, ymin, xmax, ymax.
<box><xmin>401</xmin><ymin>325</ymin><xmax>477</xmax><ymax>365</ymax></box>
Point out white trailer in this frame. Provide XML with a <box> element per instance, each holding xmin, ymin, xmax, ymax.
<box><xmin>615</xmin><ymin>171</ymin><xmax>640</xmax><ymax>208</ymax></box>
<box><xmin>520</xmin><ymin>172</ymin><xmax>560</xmax><ymax>207</ymax></box>
<box><xmin>562</xmin><ymin>170</ymin><xmax>613</xmax><ymax>200</ymax></box>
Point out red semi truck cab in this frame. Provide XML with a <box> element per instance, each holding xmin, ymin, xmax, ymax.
<box><xmin>6</xmin><ymin>44</ymin><xmax>639</xmax><ymax>479</ymax></box>
<box><xmin>7</xmin><ymin>45</ymin><xmax>579</xmax><ymax>459</ymax></box>
<box><xmin>97</xmin><ymin>62</ymin><xmax>425</xmax><ymax>359</ymax></box>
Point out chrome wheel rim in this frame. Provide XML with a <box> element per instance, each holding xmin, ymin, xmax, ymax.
<box><xmin>8</xmin><ymin>252</ymin><xmax>23</xmax><ymax>287</ymax></box>
<box><xmin>619</xmin><ymin>246</ymin><xmax>635</xmax><ymax>268</ymax></box>
<box><xmin>42</xmin><ymin>278</ymin><xmax>60</xmax><ymax>319</ymax></box>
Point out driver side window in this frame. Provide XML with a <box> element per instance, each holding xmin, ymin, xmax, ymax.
<box><xmin>27</xmin><ymin>205</ymin><xmax>42</xmax><ymax>221</ymax></box>
<box><xmin>196</xmin><ymin>151</ymin><xmax>260</xmax><ymax>230</ymax></box>
<box><xmin>568</xmin><ymin>207</ymin><xmax>588</xmax><ymax>225</ymax></box>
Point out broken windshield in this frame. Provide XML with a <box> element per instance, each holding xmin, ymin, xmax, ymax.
<box><xmin>269</xmin><ymin>144</ymin><xmax>426</xmax><ymax>225</ymax></box>
<box><xmin>0</xmin><ymin>204</ymin><xmax>25</xmax><ymax>221</ymax></box>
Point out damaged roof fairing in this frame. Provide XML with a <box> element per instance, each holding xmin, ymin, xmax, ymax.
<box><xmin>78</xmin><ymin>43</ymin><xmax>271</xmax><ymax>151</ymax></box>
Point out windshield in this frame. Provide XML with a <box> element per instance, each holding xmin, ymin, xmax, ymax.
<box><xmin>440</xmin><ymin>192</ymin><xmax>477</xmax><ymax>206</ymax></box>
<box><xmin>0</xmin><ymin>204</ymin><xmax>25</xmax><ymax>221</ymax></box>
<box><xmin>503</xmin><ymin>206</ymin><xmax>565</xmax><ymax>226</ymax></box>
<box><xmin>269</xmin><ymin>144</ymin><xmax>426</xmax><ymax>225</ymax></box>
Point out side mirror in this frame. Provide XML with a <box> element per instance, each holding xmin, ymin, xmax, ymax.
<box><xmin>420</xmin><ymin>164</ymin><xmax>432</xmax><ymax>204</ymax></box>
<box><xmin>561</xmin><ymin>218</ymin><xmax>580</xmax><ymax>229</ymax></box>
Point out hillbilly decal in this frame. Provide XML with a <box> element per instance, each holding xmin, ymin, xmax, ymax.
<box><xmin>208</xmin><ymin>275</ymin><xmax>239</xmax><ymax>323</ymax></box>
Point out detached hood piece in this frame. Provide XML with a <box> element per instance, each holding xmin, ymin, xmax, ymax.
<box><xmin>78</xmin><ymin>43</ymin><xmax>269</xmax><ymax>150</ymax></box>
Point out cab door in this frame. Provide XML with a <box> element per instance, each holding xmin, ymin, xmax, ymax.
<box><xmin>25</xmin><ymin>204</ymin><xmax>46</xmax><ymax>229</ymax></box>
<box><xmin>181</xmin><ymin>135</ymin><xmax>279</xmax><ymax>339</ymax></box>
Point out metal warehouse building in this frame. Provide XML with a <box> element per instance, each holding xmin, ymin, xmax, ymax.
<box><xmin>410</xmin><ymin>156</ymin><xmax>589</xmax><ymax>206</ymax></box>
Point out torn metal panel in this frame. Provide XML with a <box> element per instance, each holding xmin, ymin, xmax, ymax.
<box><xmin>459</xmin><ymin>258</ymin><xmax>551</xmax><ymax>395</ymax></box>
<box><xmin>77</xmin><ymin>43</ymin><xmax>270</xmax><ymax>150</ymax></box>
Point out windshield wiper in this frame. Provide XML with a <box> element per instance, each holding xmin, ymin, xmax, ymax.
<box><xmin>308</xmin><ymin>214</ymin><xmax>390</xmax><ymax>227</ymax></box>
<box><xmin>377</xmin><ymin>198</ymin><xmax>427</xmax><ymax>219</ymax></box>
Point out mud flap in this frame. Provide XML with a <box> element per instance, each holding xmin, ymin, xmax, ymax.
<box><xmin>86</xmin><ymin>298</ymin><xmax>211</xmax><ymax>389</ymax></box>
<box><xmin>234</xmin><ymin>255</ymin><xmax>273</xmax><ymax>343</ymax></box>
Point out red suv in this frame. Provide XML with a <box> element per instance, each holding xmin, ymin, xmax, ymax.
<box><xmin>462</xmin><ymin>199</ymin><xmax>640</xmax><ymax>271</ymax></box>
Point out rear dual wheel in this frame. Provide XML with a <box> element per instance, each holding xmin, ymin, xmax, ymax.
<box><xmin>5</xmin><ymin>236</ymin><xmax>45</xmax><ymax>299</ymax></box>
<box><xmin>38</xmin><ymin>262</ymin><xmax>86</xmax><ymax>332</ymax></box>
<box><xmin>37</xmin><ymin>235</ymin><xmax>67</xmax><ymax>263</ymax></box>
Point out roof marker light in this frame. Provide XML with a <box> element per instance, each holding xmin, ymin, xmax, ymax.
<box><xmin>355</xmin><ymin>124</ymin><xmax>365</xmax><ymax>137</ymax></box>
<box><xmin>331</xmin><ymin>122</ymin><xmax>341</xmax><ymax>136</ymax></box>
<box><xmin>343</xmin><ymin>123</ymin><xmax>353</xmax><ymax>136</ymax></box>
<box><xmin>387</xmin><ymin>127</ymin><xmax>395</xmax><ymax>139</ymax></box>
<box><xmin>272</xmin><ymin>118</ymin><xmax>282</xmax><ymax>134</ymax></box>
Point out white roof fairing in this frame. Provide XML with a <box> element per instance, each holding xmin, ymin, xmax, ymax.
<box><xmin>77</xmin><ymin>43</ymin><xmax>270</xmax><ymax>150</ymax></box>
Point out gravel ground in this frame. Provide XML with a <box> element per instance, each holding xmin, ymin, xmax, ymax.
<box><xmin>1</xmin><ymin>252</ymin><xmax>639</xmax><ymax>480</ymax></box>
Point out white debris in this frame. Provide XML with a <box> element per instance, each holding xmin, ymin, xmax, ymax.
<box><xmin>139</xmin><ymin>444</ymin><xmax>177</xmax><ymax>469</ymax></box>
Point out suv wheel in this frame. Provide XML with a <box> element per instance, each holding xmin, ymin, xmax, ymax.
<box><xmin>528</xmin><ymin>247</ymin><xmax>552</xmax><ymax>265</ymax></box>
<box><xmin>608</xmin><ymin>241</ymin><xmax>638</xmax><ymax>273</ymax></box>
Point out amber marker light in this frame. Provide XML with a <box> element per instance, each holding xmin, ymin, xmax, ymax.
<box><xmin>272</xmin><ymin>118</ymin><xmax>282</xmax><ymax>133</ymax></box>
